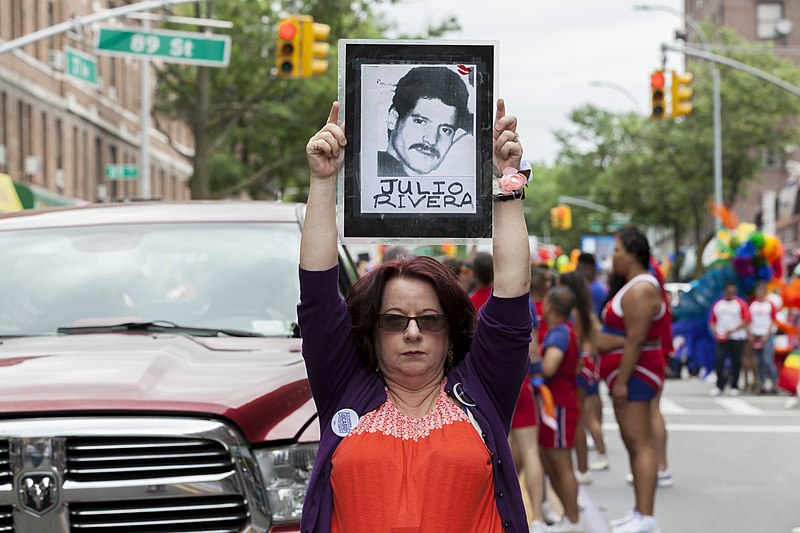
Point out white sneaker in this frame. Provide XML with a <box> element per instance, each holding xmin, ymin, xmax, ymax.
<box><xmin>530</xmin><ymin>520</ymin><xmax>550</xmax><ymax>533</ymax></box>
<box><xmin>786</xmin><ymin>397</ymin><xmax>800</xmax><ymax>409</ymax></box>
<box><xmin>574</xmin><ymin>470</ymin><xmax>593</xmax><ymax>485</ymax></box>
<box><xmin>625</xmin><ymin>472</ymin><xmax>634</xmax><ymax>485</ymax></box>
<box><xmin>611</xmin><ymin>513</ymin><xmax>659</xmax><ymax>533</ymax></box>
<box><xmin>727</xmin><ymin>388</ymin><xmax>740</xmax><ymax>396</ymax></box>
<box><xmin>657</xmin><ymin>469</ymin><xmax>674</xmax><ymax>488</ymax></box>
<box><xmin>610</xmin><ymin>510</ymin><xmax>638</xmax><ymax>528</ymax></box>
<box><xmin>590</xmin><ymin>455</ymin><xmax>610</xmax><ymax>471</ymax></box>
<box><xmin>709</xmin><ymin>387</ymin><xmax>722</xmax><ymax>397</ymax></box>
<box><xmin>548</xmin><ymin>517</ymin><xmax>585</xmax><ymax>533</ymax></box>
<box><xmin>542</xmin><ymin>500</ymin><xmax>561</xmax><ymax>525</ymax></box>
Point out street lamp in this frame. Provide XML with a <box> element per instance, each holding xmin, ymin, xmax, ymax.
<box><xmin>588</xmin><ymin>80</ymin><xmax>643</xmax><ymax>112</ymax></box>
<box><xmin>634</xmin><ymin>3</ymin><xmax>723</xmax><ymax>214</ymax></box>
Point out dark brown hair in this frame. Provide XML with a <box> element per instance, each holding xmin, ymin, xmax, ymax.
<box><xmin>560</xmin><ymin>271</ymin><xmax>593</xmax><ymax>343</ymax></box>
<box><xmin>346</xmin><ymin>256</ymin><xmax>475</xmax><ymax>371</ymax></box>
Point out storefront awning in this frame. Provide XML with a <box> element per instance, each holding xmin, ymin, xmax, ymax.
<box><xmin>0</xmin><ymin>173</ymin><xmax>23</xmax><ymax>213</ymax></box>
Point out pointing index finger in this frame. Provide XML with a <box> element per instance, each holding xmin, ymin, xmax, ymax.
<box><xmin>495</xmin><ymin>98</ymin><xmax>506</xmax><ymax>128</ymax></box>
<box><xmin>327</xmin><ymin>101</ymin><xmax>340</xmax><ymax>125</ymax></box>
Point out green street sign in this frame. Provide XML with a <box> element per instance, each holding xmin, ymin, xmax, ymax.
<box><xmin>105</xmin><ymin>165</ymin><xmax>139</xmax><ymax>180</ymax></box>
<box><xmin>65</xmin><ymin>47</ymin><xmax>98</xmax><ymax>86</ymax></box>
<box><xmin>95</xmin><ymin>25</ymin><xmax>231</xmax><ymax>67</ymax></box>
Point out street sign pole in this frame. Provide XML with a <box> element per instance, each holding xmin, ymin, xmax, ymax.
<box><xmin>140</xmin><ymin>19</ymin><xmax>151</xmax><ymax>199</ymax></box>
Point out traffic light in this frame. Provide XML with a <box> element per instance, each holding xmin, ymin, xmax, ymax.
<box><xmin>558</xmin><ymin>204</ymin><xmax>572</xmax><ymax>230</ymax></box>
<box><xmin>301</xmin><ymin>19</ymin><xmax>330</xmax><ymax>77</ymax></box>
<box><xmin>550</xmin><ymin>207</ymin><xmax>560</xmax><ymax>229</ymax></box>
<box><xmin>672</xmin><ymin>71</ymin><xmax>694</xmax><ymax>118</ymax></box>
<box><xmin>275</xmin><ymin>16</ymin><xmax>302</xmax><ymax>78</ymax></box>
<box><xmin>650</xmin><ymin>70</ymin><xmax>667</xmax><ymax>120</ymax></box>
<box><xmin>550</xmin><ymin>205</ymin><xmax>572</xmax><ymax>230</ymax></box>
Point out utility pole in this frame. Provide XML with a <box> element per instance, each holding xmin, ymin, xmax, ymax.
<box><xmin>634</xmin><ymin>4</ymin><xmax>724</xmax><ymax>214</ymax></box>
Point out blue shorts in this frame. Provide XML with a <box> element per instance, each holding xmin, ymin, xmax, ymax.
<box><xmin>627</xmin><ymin>374</ymin><xmax>659</xmax><ymax>402</ymax></box>
<box><xmin>576</xmin><ymin>374</ymin><xmax>599</xmax><ymax>396</ymax></box>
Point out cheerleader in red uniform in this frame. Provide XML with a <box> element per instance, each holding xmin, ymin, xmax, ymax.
<box><xmin>598</xmin><ymin>226</ymin><xmax>669</xmax><ymax>533</ymax></box>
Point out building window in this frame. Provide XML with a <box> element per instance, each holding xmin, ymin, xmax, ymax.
<box><xmin>72</xmin><ymin>125</ymin><xmax>79</xmax><ymax>194</ymax></box>
<box><xmin>47</xmin><ymin>1</ymin><xmax>55</xmax><ymax>49</ymax></box>
<box><xmin>95</xmin><ymin>136</ymin><xmax>102</xmax><ymax>186</ymax></box>
<box><xmin>761</xmin><ymin>147</ymin><xmax>784</xmax><ymax>169</ymax></box>
<box><xmin>17</xmin><ymin>100</ymin><xmax>24</xmax><ymax>174</ymax></box>
<box><xmin>0</xmin><ymin>91</ymin><xmax>6</xmax><ymax>146</ymax></box>
<box><xmin>41</xmin><ymin>112</ymin><xmax>48</xmax><ymax>185</ymax></box>
<box><xmin>55</xmin><ymin>118</ymin><xmax>62</xmax><ymax>169</ymax></box>
<box><xmin>757</xmin><ymin>3</ymin><xmax>783</xmax><ymax>40</ymax></box>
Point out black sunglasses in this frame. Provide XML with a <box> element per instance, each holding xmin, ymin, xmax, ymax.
<box><xmin>377</xmin><ymin>314</ymin><xmax>448</xmax><ymax>332</ymax></box>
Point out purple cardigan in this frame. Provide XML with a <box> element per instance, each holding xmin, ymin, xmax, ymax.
<box><xmin>297</xmin><ymin>266</ymin><xmax>531</xmax><ymax>533</ymax></box>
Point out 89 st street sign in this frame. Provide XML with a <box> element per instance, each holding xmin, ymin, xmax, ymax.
<box><xmin>95</xmin><ymin>25</ymin><xmax>231</xmax><ymax>67</ymax></box>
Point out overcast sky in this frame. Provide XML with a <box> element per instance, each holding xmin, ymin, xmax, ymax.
<box><xmin>380</xmin><ymin>0</ymin><xmax>685</xmax><ymax>165</ymax></box>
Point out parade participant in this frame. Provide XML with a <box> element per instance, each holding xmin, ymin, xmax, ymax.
<box><xmin>577</xmin><ymin>252</ymin><xmax>608</xmax><ymax>318</ymax></box>
<box><xmin>560</xmin><ymin>272</ymin><xmax>608</xmax><ymax>484</ymax></box>
<box><xmin>515</xmin><ymin>266</ymin><xmax>550</xmax><ymax>533</ymax></box>
<box><xmin>749</xmin><ymin>280</ymin><xmax>779</xmax><ymax>394</ymax></box>
<box><xmin>538</xmin><ymin>286</ymin><xmax>584</xmax><ymax>533</ymax></box>
<box><xmin>709</xmin><ymin>281</ymin><xmax>751</xmax><ymax>396</ymax></box>
<box><xmin>299</xmin><ymin>100</ymin><xmax>532</xmax><ymax>532</ymax></box>
<box><xmin>469</xmin><ymin>251</ymin><xmax>494</xmax><ymax>309</ymax></box>
<box><xmin>598</xmin><ymin>226</ymin><xmax>668</xmax><ymax>533</ymax></box>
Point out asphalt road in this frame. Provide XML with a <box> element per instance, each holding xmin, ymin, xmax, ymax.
<box><xmin>577</xmin><ymin>378</ymin><xmax>800</xmax><ymax>533</ymax></box>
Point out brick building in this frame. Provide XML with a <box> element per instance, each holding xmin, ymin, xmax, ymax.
<box><xmin>686</xmin><ymin>0</ymin><xmax>800</xmax><ymax>251</ymax></box>
<box><xmin>0</xmin><ymin>0</ymin><xmax>193</xmax><ymax>204</ymax></box>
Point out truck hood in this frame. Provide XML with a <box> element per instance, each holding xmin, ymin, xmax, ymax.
<box><xmin>0</xmin><ymin>333</ymin><xmax>318</xmax><ymax>444</ymax></box>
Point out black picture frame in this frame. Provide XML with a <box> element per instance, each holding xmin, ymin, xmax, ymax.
<box><xmin>339</xmin><ymin>40</ymin><xmax>496</xmax><ymax>242</ymax></box>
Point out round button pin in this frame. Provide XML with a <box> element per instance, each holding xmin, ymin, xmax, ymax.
<box><xmin>331</xmin><ymin>408</ymin><xmax>359</xmax><ymax>437</ymax></box>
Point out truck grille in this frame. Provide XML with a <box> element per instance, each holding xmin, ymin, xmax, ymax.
<box><xmin>68</xmin><ymin>495</ymin><xmax>247</xmax><ymax>532</ymax></box>
<box><xmin>65</xmin><ymin>437</ymin><xmax>234</xmax><ymax>482</ymax></box>
<box><xmin>0</xmin><ymin>442</ymin><xmax>10</xmax><ymax>485</ymax></box>
<box><xmin>0</xmin><ymin>506</ymin><xmax>12</xmax><ymax>532</ymax></box>
<box><xmin>0</xmin><ymin>418</ymin><xmax>270</xmax><ymax>531</ymax></box>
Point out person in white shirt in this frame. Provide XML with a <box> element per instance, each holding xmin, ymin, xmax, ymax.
<box><xmin>749</xmin><ymin>281</ymin><xmax>779</xmax><ymax>394</ymax></box>
<box><xmin>709</xmin><ymin>282</ymin><xmax>751</xmax><ymax>396</ymax></box>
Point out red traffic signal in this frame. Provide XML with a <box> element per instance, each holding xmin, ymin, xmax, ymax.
<box><xmin>278</xmin><ymin>21</ymin><xmax>298</xmax><ymax>40</ymax></box>
<box><xmin>651</xmin><ymin>71</ymin><xmax>665</xmax><ymax>89</ymax></box>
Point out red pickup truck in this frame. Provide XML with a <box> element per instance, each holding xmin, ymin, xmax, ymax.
<box><xmin>0</xmin><ymin>202</ymin><xmax>358</xmax><ymax>532</ymax></box>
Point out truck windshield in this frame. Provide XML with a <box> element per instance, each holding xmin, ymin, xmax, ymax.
<box><xmin>0</xmin><ymin>222</ymin><xmax>301</xmax><ymax>337</ymax></box>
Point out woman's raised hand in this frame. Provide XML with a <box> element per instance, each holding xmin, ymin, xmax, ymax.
<box><xmin>307</xmin><ymin>101</ymin><xmax>347</xmax><ymax>180</ymax></box>
<box><xmin>493</xmin><ymin>98</ymin><xmax>522</xmax><ymax>172</ymax></box>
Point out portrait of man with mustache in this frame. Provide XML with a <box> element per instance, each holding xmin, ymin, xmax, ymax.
<box><xmin>378</xmin><ymin>66</ymin><xmax>472</xmax><ymax>177</ymax></box>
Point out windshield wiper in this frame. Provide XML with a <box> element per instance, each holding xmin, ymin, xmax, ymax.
<box><xmin>57</xmin><ymin>320</ymin><xmax>266</xmax><ymax>338</ymax></box>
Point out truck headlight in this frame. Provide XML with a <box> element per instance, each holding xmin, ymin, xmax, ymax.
<box><xmin>255</xmin><ymin>443</ymin><xmax>318</xmax><ymax>524</ymax></box>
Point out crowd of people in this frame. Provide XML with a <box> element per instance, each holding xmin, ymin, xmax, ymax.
<box><xmin>298</xmin><ymin>100</ymin><xmax>797</xmax><ymax>533</ymax></box>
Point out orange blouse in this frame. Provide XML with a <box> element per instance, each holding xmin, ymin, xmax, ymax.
<box><xmin>330</xmin><ymin>382</ymin><xmax>504</xmax><ymax>533</ymax></box>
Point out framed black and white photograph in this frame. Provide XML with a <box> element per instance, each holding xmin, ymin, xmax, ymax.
<box><xmin>338</xmin><ymin>41</ymin><xmax>497</xmax><ymax>242</ymax></box>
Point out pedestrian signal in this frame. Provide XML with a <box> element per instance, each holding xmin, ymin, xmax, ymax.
<box><xmin>301</xmin><ymin>19</ymin><xmax>330</xmax><ymax>77</ymax></box>
<box><xmin>276</xmin><ymin>16</ymin><xmax>302</xmax><ymax>78</ymax></box>
<box><xmin>650</xmin><ymin>70</ymin><xmax>666</xmax><ymax>120</ymax></box>
<box><xmin>672</xmin><ymin>71</ymin><xmax>694</xmax><ymax>118</ymax></box>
